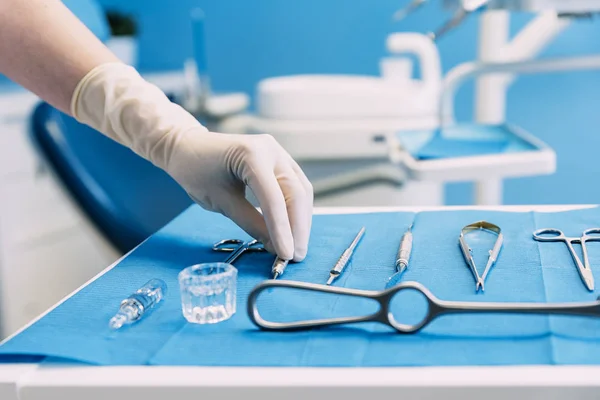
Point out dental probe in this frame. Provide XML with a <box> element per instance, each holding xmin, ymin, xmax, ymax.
<box><xmin>327</xmin><ymin>227</ymin><xmax>366</xmax><ymax>285</ymax></box>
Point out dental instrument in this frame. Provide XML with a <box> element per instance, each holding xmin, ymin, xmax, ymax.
<box><xmin>214</xmin><ymin>238</ymin><xmax>287</xmax><ymax>279</ymax></box>
<box><xmin>108</xmin><ymin>279</ymin><xmax>167</xmax><ymax>330</ymax></box>
<box><xmin>212</xmin><ymin>238</ymin><xmax>266</xmax><ymax>264</ymax></box>
<box><xmin>386</xmin><ymin>223</ymin><xmax>414</xmax><ymax>287</ymax></box>
<box><xmin>213</xmin><ymin>238</ymin><xmax>294</xmax><ymax>279</ymax></box>
<box><xmin>179</xmin><ymin>263</ymin><xmax>237</xmax><ymax>324</ymax></box>
<box><xmin>272</xmin><ymin>257</ymin><xmax>290</xmax><ymax>279</ymax></box>
<box><xmin>247</xmin><ymin>279</ymin><xmax>600</xmax><ymax>334</ymax></box>
<box><xmin>326</xmin><ymin>227</ymin><xmax>366</xmax><ymax>285</ymax></box>
<box><xmin>459</xmin><ymin>221</ymin><xmax>503</xmax><ymax>292</ymax></box>
<box><xmin>533</xmin><ymin>228</ymin><xmax>600</xmax><ymax>291</ymax></box>
<box><xmin>395</xmin><ymin>223</ymin><xmax>414</xmax><ymax>274</ymax></box>
<box><xmin>393</xmin><ymin>0</ymin><xmax>428</xmax><ymax>20</ymax></box>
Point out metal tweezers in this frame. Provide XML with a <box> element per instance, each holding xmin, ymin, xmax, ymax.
<box><xmin>247</xmin><ymin>279</ymin><xmax>600</xmax><ymax>334</ymax></box>
<box><xmin>459</xmin><ymin>221</ymin><xmax>503</xmax><ymax>292</ymax></box>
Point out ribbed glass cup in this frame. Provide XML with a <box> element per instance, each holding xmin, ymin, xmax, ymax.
<box><xmin>178</xmin><ymin>263</ymin><xmax>237</xmax><ymax>324</ymax></box>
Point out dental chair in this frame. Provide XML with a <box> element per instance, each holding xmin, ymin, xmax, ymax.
<box><xmin>29</xmin><ymin>103</ymin><xmax>193</xmax><ymax>254</ymax></box>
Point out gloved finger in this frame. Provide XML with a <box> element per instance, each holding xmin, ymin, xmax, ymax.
<box><xmin>246</xmin><ymin>166</ymin><xmax>295</xmax><ymax>260</ymax></box>
<box><xmin>286</xmin><ymin>153</ymin><xmax>314</xmax><ymax>215</ymax></box>
<box><xmin>216</xmin><ymin>190</ymin><xmax>276</xmax><ymax>255</ymax></box>
<box><xmin>284</xmin><ymin>154</ymin><xmax>314</xmax><ymax>260</ymax></box>
<box><xmin>276</xmin><ymin>163</ymin><xmax>312</xmax><ymax>262</ymax></box>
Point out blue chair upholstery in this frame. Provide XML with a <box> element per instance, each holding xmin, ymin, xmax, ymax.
<box><xmin>29</xmin><ymin>103</ymin><xmax>193</xmax><ymax>253</ymax></box>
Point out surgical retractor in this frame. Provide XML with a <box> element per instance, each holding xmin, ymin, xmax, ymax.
<box><xmin>109</xmin><ymin>278</ymin><xmax>167</xmax><ymax>330</ymax></box>
<box><xmin>327</xmin><ymin>227</ymin><xmax>366</xmax><ymax>285</ymax></box>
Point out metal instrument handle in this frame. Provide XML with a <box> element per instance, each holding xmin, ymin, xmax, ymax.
<box><xmin>581</xmin><ymin>228</ymin><xmax>600</xmax><ymax>280</ymax></box>
<box><xmin>534</xmin><ymin>228</ymin><xmax>595</xmax><ymax>291</ymax></box>
<box><xmin>459</xmin><ymin>234</ymin><xmax>480</xmax><ymax>284</ymax></box>
<box><xmin>247</xmin><ymin>280</ymin><xmax>383</xmax><ymax>331</ymax></box>
<box><xmin>212</xmin><ymin>239</ymin><xmax>244</xmax><ymax>251</ymax></box>
<box><xmin>331</xmin><ymin>250</ymin><xmax>352</xmax><ymax>274</ymax></box>
<box><xmin>395</xmin><ymin>231</ymin><xmax>413</xmax><ymax>272</ymax></box>
<box><xmin>583</xmin><ymin>228</ymin><xmax>600</xmax><ymax>240</ymax></box>
<box><xmin>480</xmin><ymin>232</ymin><xmax>504</xmax><ymax>283</ymax></box>
<box><xmin>532</xmin><ymin>228</ymin><xmax>566</xmax><ymax>242</ymax></box>
<box><xmin>247</xmin><ymin>280</ymin><xmax>600</xmax><ymax>334</ymax></box>
<box><xmin>329</xmin><ymin>227</ymin><xmax>365</xmax><ymax>279</ymax></box>
<box><xmin>437</xmin><ymin>298</ymin><xmax>600</xmax><ymax>319</ymax></box>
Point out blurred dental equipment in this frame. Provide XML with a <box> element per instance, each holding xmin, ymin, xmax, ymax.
<box><xmin>109</xmin><ymin>279</ymin><xmax>167</xmax><ymax>330</ymax></box>
<box><xmin>412</xmin><ymin>0</ymin><xmax>600</xmax><ymax>41</ymax></box>
<box><xmin>393</xmin><ymin>0</ymin><xmax>428</xmax><ymax>21</ymax></box>
<box><xmin>463</xmin><ymin>0</ymin><xmax>600</xmax><ymax>13</ymax></box>
<box><xmin>393</xmin><ymin>0</ymin><xmax>489</xmax><ymax>41</ymax></box>
<box><xmin>182</xmin><ymin>8</ymin><xmax>249</xmax><ymax>120</ymax></box>
<box><xmin>429</xmin><ymin>1</ymin><xmax>489</xmax><ymax>41</ymax></box>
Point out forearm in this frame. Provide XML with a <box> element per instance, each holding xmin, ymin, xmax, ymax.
<box><xmin>0</xmin><ymin>0</ymin><xmax>119</xmax><ymax>114</ymax></box>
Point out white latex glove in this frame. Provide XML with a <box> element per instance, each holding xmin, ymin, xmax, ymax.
<box><xmin>71</xmin><ymin>62</ymin><xmax>313</xmax><ymax>261</ymax></box>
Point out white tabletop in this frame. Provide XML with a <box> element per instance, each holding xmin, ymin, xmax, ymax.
<box><xmin>2</xmin><ymin>205</ymin><xmax>600</xmax><ymax>400</ymax></box>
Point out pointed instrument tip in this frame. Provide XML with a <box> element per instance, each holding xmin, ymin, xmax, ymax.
<box><xmin>586</xmin><ymin>277</ymin><xmax>594</xmax><ymax>291</ymax></box>
<box><xmin>327</xmin><ymin>275</ymin><xmax>335</xmax><ymax>285</ymax></box>
<box><xmin>476</xmin><ymin>280</ymin><xmax>485</xmax><ymax>292</ymax></box>
<box><xmin>272</xmin><ymin>272</ymin><xmax>280</xmax><ymax>280</ymax></box>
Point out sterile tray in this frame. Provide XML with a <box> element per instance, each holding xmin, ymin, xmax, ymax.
<box><xmin>390</xmin><ymin>123</ymin><xmax>556</xmax><ymax>182</ymax></box>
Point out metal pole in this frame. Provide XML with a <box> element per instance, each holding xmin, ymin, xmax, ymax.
<box><xmin>474</xmin><ymin>10</ymin><xmax>510</xmax><ymax>205</ymax></box>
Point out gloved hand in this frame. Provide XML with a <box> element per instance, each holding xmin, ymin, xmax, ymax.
<box><xmin>71</xmin><ymin>62</ymin><xmax>313</xmax><ymax>261</ymax></box>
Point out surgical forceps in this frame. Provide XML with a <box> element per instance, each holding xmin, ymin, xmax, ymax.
<box><xmin>213</xmin><ymin>238</ymin><xmax>290</xmax><ymax>278</ymax></box>
<box><xmin>533</xmin><ymin>228</ymin><xmax>600</xmax><ymax>291</ymax></box>
<box><xmin>247</xmin><ymin>279</ymin><xmax>600</xmax><ymax>334</ymax></box>
<box><xmin>212</xmin><ymin>239</ymin><xmax>266</xmax><ymax>264</ymax></box>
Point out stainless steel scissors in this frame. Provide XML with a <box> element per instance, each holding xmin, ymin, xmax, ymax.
<box><xmin>533</xmin><ymin>228</ymin><xmax>600</xmax><ymax>291</ymax></box>
<box><xmin>213</xmin><ymin>239</ymin><xmax>266</xmax><ymax>264</ymax></box>
<box><xmin>247</xmin><ymin>279</ymin><xmax>600</xmax><ymax>334</ymax></box>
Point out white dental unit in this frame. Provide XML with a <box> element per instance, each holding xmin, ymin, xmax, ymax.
<box><xmin>199</xmin><ymin>0</ymin><xmax>600</xmax><ymax>207</ymax></box>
